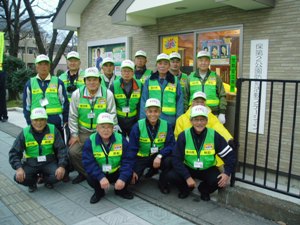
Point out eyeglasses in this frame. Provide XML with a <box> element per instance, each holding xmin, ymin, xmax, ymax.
<box><xmin>192</xmin><ymin>118</ymin><xmax>207</xmax><ymax>123</ymax></box>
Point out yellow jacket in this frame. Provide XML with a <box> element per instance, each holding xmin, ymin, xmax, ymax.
<box><xmin>174</xmin><ymin>106</ymin><xmax>233</xmax><ymax>167</ymax></box>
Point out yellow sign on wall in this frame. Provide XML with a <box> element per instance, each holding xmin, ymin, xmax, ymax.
<box><xmin>0</xmin><ymin>32</ymin><xmax>4</xmax><ymax>71</ymax></box>
<box><xmin>162</xmin><ymin>36</ymin><xmax>178</xmax><ymax>54</ymax></box>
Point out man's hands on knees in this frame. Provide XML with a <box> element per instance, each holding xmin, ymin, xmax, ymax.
<box><xmin>186</xmin><ymin>177</ymin><xmax>196</xmax><ymax>189</ymax></box>
<box><xmin>153</xmin><ymin>156</ymin><xmax>161</xmax><ymax>169</ymax></box>
<box><xmin>16</xmin><ymin>167</ymin><xmax>25</xmax><ymax>183</ymax></box>
<box><xmin>115</xmin><ymin>179</ymin><xmax>125</xmax><ymax>190</ymax></box>
<box><xmin>55</xmin><ymin>167</ymin><xmax>66</xmax><ymax>180</ymax></box>
<box><xmin>100</xmin><ymin>177</ymin><xmax>110</xmax><ymax>190</ymax></box>
<box><xmin>68</xmin><ymin>136</ymin><xmax>81</xmax><ymax>148</ymax></box>
<box><xmin>131</xmin><ymin>172</ymin><xmax>138</xmax><ymax>184</ymax></box>
<box><xmin>217</xmin><ymin>173</ymin><xmax>230</xmax><ymax>188</ymax></box>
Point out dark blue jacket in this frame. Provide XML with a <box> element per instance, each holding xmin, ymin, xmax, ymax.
<box><xmin>129</xmin><ymin>118</ymin><xmax>175</xmax><ymax>158</ymax></box>
<box><xmin>173</xmin><ymin>127</ymin><xmax>236</xmax><ymax>180</ymax></box>
<box><xmin>82</xmin><ymin>132</ymin><xmax>135</xmax><ymax>182</ymax></box>
<box><xmin>23</xmin><ymin>75</ymin><xmax>69</xmax><ymax>129</ymax></box>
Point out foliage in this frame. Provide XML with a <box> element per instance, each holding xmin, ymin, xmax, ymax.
<box><xmin>3</xmin><ymin>55</ymin><xmax>35</xmax><ymax>100</ymax></box>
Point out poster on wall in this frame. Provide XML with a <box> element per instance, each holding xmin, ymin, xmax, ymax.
<box><xmin>202</xmin><ymin>39</ymin><xmax>230</xmax><ymax>65</ymax></box>
<box><xmin>162</xmin><ymin>36</ymin><xmax>178</xmax><ymax>54</ymax></box>
<box><xmin>90</xmin><ymin>44</ymin><xmax>126</xmax><ymax>76</ymax></box>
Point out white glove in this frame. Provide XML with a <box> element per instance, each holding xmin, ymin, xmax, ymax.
<box><xmin>218</xmin><ymin>113</ymin><xmax>226</xmax><ymax>124</ymax></box>
<box><xmin>113</xmin><ymin>125</ymin><xmax>122</xmax><ymax>133</ymax></box>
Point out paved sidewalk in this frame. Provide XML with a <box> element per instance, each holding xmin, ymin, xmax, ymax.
<box><xmin>0</xmin><ymin>109</ymin><xmax>278</xmax><ymax>225</ymax></box>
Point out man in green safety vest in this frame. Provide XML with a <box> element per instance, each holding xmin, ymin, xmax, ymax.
<box><xmin>140</xmin><ymin>53</ymin><xmax>184</xmax><ymax>128</ymax></box>
<box><xmin>134</xmin><ymin>50</ymin><xmax>152</xmax><ymax>85</ymax></box>
<box><xmin>23</xmin><ymin>54</ymin><xmax>69</xmax><ymax>136</ymax></box>
<box><xmin>130</xmin><ymin>98</ymin><xmax>175</xmax><ymax>194</ymax></box>
<box><xmin>59</xmin><ymin>51</ymin><xmax>85</xmax><ymax>102</ymax></box>
<box><xmin>166</xmin><ymin>105</ymin><xmax>236</xmax><ymax>201</ymax></box>
<box><xmin>100</xmin><ymin>57</ymin><xmax>120</xmax><ymax>90</ymax></box>
<box><xmin>110</xmin><ymin>59</ymin><xmax>141</xmax><ymax>137</ymax></box>
<box><xmin>68</xmin><ymin>67</ymin><xmax>117</xmax><ymax>184</ymax></box>
<box><xmin>9</xmin><ymin>108</ymin><xmax>68</xmax><ymax>192</ymax></box>
<box><xmin>82</xmin><ymin>112</ymin><xmax>135</xmax><ymax>204</ymax></box>
<box><xmin>185</xmin><ymin>50</ymin><xmax>227</xmax><ymax>124</ymax></box>
<box><xmin>169</xmin><ymin>52</ymin><xmax>189</xmax><ymax>110</ymax></box>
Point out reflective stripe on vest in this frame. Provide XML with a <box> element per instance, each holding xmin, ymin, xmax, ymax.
<box><xmin>137</xmin><ymin>119</ymin><xmax>168</xmax><ymax>157</ymax></box>
<box><xmin>30</xmin><ymin>77</ymin><xmax>63</xmax><ymax>114</ymax></box>
<box><xmin>189</xmin><ymin>72</ymin><xmax>220</xmax><ymax>107</ymax></box>
<box><xmin>184</xmin><ymin>128</ymin><xmax>217</xmax><ymax>170</ymax></box>
<box><xmin>78</xmin><ymin>86</ymin><xmax>107</xmax><ymax>129</ymax></box>
<box><xmin>90</xmin><ymin>132</ymin><xmax>123</xmax><ymax>174</ymax></box>
<box><xmin>148</xmin><ymin>78</ymin><xmax>177</xmax><ymax>115</ymax></box>
<box><xmin>114</xmin><ymin>79</ymin><xmax>141</xmax><ymax>118</ymax></box>
<box><xmin>23</xmin><ymin>124</ymin><xmax>55</xmax><ymax>158</ymax></box>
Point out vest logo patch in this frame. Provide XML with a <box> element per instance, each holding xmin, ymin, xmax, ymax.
<box><xmin>98</xmin><ymin>98</ymin><xmax>106</xmax><ymax>105</ymax></box>
<box><xmin>113</xmin><ymin>144</ymin><xmax>122</xmax><ymax>151</ymax></box>
<box><xmin>49</xmin><ymin>83</ymin><xmax>58</xmax><ymax>89</ymax></box>
<box><xmin>204</xmin><ymin>144</ymin><xmax>213</xmax><ymax>150</ymax></box>
<box><xmin>45</xmin><ymin>134</ymin><xmax>54</xmax><ymax>140</ymax></box>
<box><xmin>158</xmin><ymin>132</ymin><xmax>166</xmax><ymax>139</ymax></box>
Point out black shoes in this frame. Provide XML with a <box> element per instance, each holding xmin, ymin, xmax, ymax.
<box><xmin>72</xmin><ymin>173</ymin><xmax>86</xmax><ymax>184</ymax></box>
<box><xmin>158</xmin><ymin>182</ymin><xmax>170</xmax><ymax>194</ymax></box>
<box><xmin>90</xmin><ymin>192</ymin><xmax>104</xmax><ymax>204</ymax></box>
<box><xmin>28</xmin><ymin>184</ymin><xmax>37</xmax><ymax>193</ymax></box>
<box><xmin>44</xmin><ymin>183</ymin><xmax>54</xmax><ymax>189</ymax></box>
<box><xmin>178</xmin><ymin>191</ymin><xmax>190</xmax><ymax>199</ymax></box>
<box><xmin>200</xmin><ymin>193</ymin><xmax>210</xmax><ymax>201</ymax></box>
<box><xmin>115</xmin><ymin>189</ymin><xmax>134</xmax><ymax>200</ymax></box>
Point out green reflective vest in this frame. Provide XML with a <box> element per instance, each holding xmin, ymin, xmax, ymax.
<box><xmin>30</xmin><ymin>76</ymin><xmax>63</xmax><ymax>115</ymax></box>
<box><xmin>184</xmin><ymin>128</ymin><xmax>217</xmax><ymax>170</ymax></box>
<box><xmin>148</xmin><ymin>78</ymin><xmax>178</xmax><ymax>115</ymax></box>
<box><xmin>23</xmin><ymin>124</ymin><xmax>55</xmax><ymax>158</ymax></box>
<box><xmin>91</xmin><ymin>132</ymin><xmax>123</xmax><ymax>174</ymax></box>
<box><xmin>134</xmin><ymin>69</ymin><xmax>151</xmax><ymax>85</ymax></box>
<box><xmin>59</xmin><ymin>70</ymin><xmax>85</xmax><ymax>101</ymax></box>
<box><xmin>137</xmin><ymin>118</ymin><xmax>168</xmax><ymax>157</ymax></box>
<box><xmin>113</xmin><ymin>79</ymin><xmax>141</xmax><ymax>118</ymax></box>
<box><xmin>189</xmin><ymin>72</ymin><xmax>219</xmax><ymax>107</ymax></box>
<box><xmin>179</xmin><ymin>73</ymin><xmax>188</xmax><ymax>95</ymax></box>
<box><xmin>78</xmin><ymin>86</ymin><xmax>107</xmax><ymax>130</ymax></box>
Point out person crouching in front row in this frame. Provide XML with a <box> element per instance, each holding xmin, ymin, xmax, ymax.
<box><xmin>82</xmin><ymin>112</ymin><xmax>135</xmax><ymax>204</ymax></box>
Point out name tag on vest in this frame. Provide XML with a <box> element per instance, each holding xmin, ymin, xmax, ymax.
<box><xmin>194</xmin><ymin>161</ymin><xmax>203</xmax><ymax>168</ymax></box>
<box><xmin>151</xmin><ymin>146</ymin><xmax>159</xmax><ymax>154</ymax></box>
<box><xmin>122</xmin><ymin>107</ymin><xmax>130</xmax><ymax>113</ymax></box>
<box><xmin>40</xmin><ymin>98</ymin><xmax>49</xmax><ymax>107</ymax></box>
<box><xmin>88</xmin><ymin>112</ymin><xmax>95</xmax><ymax>119</ymax></box>
<box><xmin>102</xmin><ymin>164</ymin><xmax>112</xmax><ymax>172</ymax></box>
<box><xmin>37</xmin><ymin>156</ymin><xmax>46</xmax><ymax>162</ymax></box>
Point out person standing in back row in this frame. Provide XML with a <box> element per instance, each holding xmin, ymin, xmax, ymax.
<box><xmin>185</xmin><ymin>50</ymin><xmax>227</xmax><ymax>124</ymax></box>
<box><xmin>134</xmin><ymin>50</ymin><xmax>152</xmax><ymax>85</ymax></box>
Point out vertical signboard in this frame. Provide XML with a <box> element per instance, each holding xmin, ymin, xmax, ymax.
<box><xmin>248</xmin><ymin>40</ymin><xmax>268</xmax><ymax>134</ymax></box>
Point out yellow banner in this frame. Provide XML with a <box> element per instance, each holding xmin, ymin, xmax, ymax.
<box><xmin>162</xmin><ymin>36</ymin><xmax>178</xmax><ymax>54</ymax></box>
<box><xmin>0</xmin><ymin>32</ymin><xmax>4</xmax><ymax>71</ymax></box>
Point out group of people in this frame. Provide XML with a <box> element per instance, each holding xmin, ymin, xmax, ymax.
<box><xmin>9</xmin><ymin>49</ymin><xmax>236</xmax><ymax>204</ymax></box>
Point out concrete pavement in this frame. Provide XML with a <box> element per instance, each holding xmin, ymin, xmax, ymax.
<box><xmin>0</xmin><ymin>108</ymin><xmax>285</xmax><ymax>225</ymax></box>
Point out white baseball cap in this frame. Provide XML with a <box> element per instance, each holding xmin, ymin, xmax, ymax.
<box><xmin>30</xmin><ymin>108</ymin><xmax>48</xmax><ymax>120</ymax></box>
<box><xmin>145</xmin><ymin>98</ymin><xmax>161</xmax><ymax>108</ymax></box>
<box><xmin>192</xmin><ymin>91</ymin><xmax>207</xmax><ymax>101</ymax></box>
<box><xmin>35</xmin><ymin>54</ymin><xmax>50</xmax><ymax>64</ymax></box>
<box><xmin>101</xmin><ymin>57</ymin><xmax>115</xmax><ymax>67</ymax></box>
<box><xmin>197</xmin><ymin>50</ymin><xmax>211</xmax><ymax>59</ymax></box>
<box><xmin>135</xmin><ymin>50</ymin><xmax>147</xmax><ymax>58</ymax></box>
<box><xmin>156</xmin><ymin>53</ymin><xmax>170</xmax><ymax>62</ymax></box>
<box><xmin>121</xmin><ymin>60</ymin><xmax>134</xmax><ymax>71</ymax></box>
<box><xmin>67</xmin><ymin>51</ymin><xmax>80</xmax><ymax>60</ymax></box>
<box><xmin>169</xmin><ymin>52</ymin><xmax>181</xmax><ymax>60</ymax></box>
<box><xmin>190</xmin><ymin>105</ymin><xmax>208</xmax><ymax>118</ymax></box>
<box><xmin>84</xmin><ymin>67</ymin><xmax>100</xmax><ymax>78</ymax></box>
<box><xmin>97</xmin><ymin>112</ymin><xmax>114</xmax><ymax>124</ymax></box>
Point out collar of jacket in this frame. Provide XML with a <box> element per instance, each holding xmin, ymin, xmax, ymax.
<box><xmin>119</xmin><ymin>78</ymin><xmax>139</xmax><ymax>90</ymax></box>
<box><xmin>149</xmin><ymin>71</ymin><xmax>175</xmax><ymax>84</ymax></box>
<box><xmin>195</xmin><ymin>69</ymin><xmax>211</xmax><ymax>78</ymax></box>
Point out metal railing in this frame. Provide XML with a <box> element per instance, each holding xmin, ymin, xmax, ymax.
<box><xmin>232</xmin><ymin>78</ymin><xmax>300</xmax><ymax>198</ymax></box>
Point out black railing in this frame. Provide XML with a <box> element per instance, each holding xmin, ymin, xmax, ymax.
<box><xmin>232</xmin><ymin>78</ymin><xmax>300</xmax><ymax>198</ymax></box>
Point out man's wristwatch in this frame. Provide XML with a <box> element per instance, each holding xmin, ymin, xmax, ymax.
<box><xmin>156</xmin><ymin>154</ymin><xmax>163</xmax><ymax>159</ymax></box>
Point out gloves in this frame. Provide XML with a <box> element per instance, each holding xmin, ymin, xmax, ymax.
<box><xmin>113</xmin><ymin>125</ymin><xmax>123</xmax><ymax>134</ymax></box>
<box><xmin>218</xmin><ymin>113</ymin><xmax>226</xmax><ymax>124</ymax></box>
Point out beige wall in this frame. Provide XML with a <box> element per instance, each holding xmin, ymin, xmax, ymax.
<box><xmin>78</xmin><ymin>0</ymin><xmax>300</xmax><ymax>177</ymax></box>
